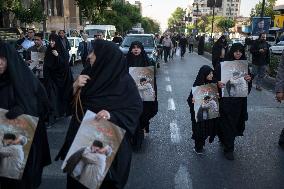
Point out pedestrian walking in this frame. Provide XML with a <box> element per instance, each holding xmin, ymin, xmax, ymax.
<box><xmin>55</xmin><ymin>39</ymin><xmax>142</xmax><ymax>189</ymax></box>
<box><xmin>162</xmin><ymin>34</ymin><xmax>173</xmax><ymax>62</ymax></box>
<box><xmin>216</xmin><ymin>43</ymin><xmax>253</xmax><ymax>160</ymax></box>
<box><xmin>198</xmin><ymin>35</ymin><xmax>205</xmax><ymax>55</ymax></box>
<box><xmin>77</xmin><ymin>34</ymin><xmax>92</xmax><ymax>68</ymax></box>
<box><xmin>250</xmin><ymin>33</ymin><xmax>270</xmax><ymax>91</ymax></box>
<box><xmin>187</xmin><ymin>65</ymin><xmax>218</xmax><ymax>154</ymax></box>
<box><xmin>275</xmin><ymin>50</ymin><xmax>284</xmax><ymax>149</ymax></box>
<box><xmin>212</xmin><ymin>35</ymin><xmax>228</xmax><ymax>70</ymax></box>
<box><xmin>179</xmin><ymin>34</ymin><xmax>188</xmax><ymax>58</ymax></box>
<box><xmin>126</xmin><ymin>41</ymin><xmax>158</xmax><ymax>150</ymax></box>
<box><xmin>188</xmin><ymin>34</ymin><xmax>194</xmax><ymax>53</ymax></box>
<box><xmin>43</xmin><ymin>33</ymin><xmax>74</xmax><ymax>125</ymax></box>
<box><xmin>0</xmin><ymin>41</ymin><xmax>51</xmax><ymax>189</ymax></box>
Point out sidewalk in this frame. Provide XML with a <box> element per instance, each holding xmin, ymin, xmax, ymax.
<box><xmin>196</xmin><ymin>49</ymin><xmax>277</xmax><ymax>92</ymax></box>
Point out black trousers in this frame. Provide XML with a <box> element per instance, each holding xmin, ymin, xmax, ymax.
<box><xmin>180</xmin><ymin>46</ymin><xmax>186</xmax><ymax>57</ymax></box>
<box><xmin>188</xmin><ymin>44</ymin><xmax>193</xmax><ymax>52</ymax></box>
<box><xmin>163</xmin><ymin>46</ymin><xmax>171</xmax><ymax>62</ymax></box>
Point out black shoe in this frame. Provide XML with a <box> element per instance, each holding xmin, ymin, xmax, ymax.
<box><xmin>224</xmin><ymin>152</ymin><xmax>234</xmax><ymax>160</ymax></box>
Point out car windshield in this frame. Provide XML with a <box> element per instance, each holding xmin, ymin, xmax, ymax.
<box><xmin>266</xmin><ymin>37</ymin><xmax>275</xmax><ymax>42</ymax></box>
<box><xmin>85</xmin><ymin>29</ymin><xmax>106</xmax><ymax>37</ymax></box>
<box><xmin>121</xmin><ymin>36</ymin><xmax>154</xmax><ymax>48</ymax></box>
<box><xmin>276</xmin><ymin>41</ymin><xmax>284</xmax><ymax>46</ymax></box>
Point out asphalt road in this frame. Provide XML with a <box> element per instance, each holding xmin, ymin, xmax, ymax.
<box><xmin>39</xmin><ymin>52</ymin><xmax>284</xmax><ymax>189</ymax></box>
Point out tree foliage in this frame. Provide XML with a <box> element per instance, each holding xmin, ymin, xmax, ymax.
<box><xmin>141</xmin><ymin>17</ymin><xmax>160</xmax><ymax>33</ymax></box>
<box><xmin>14</xmin><ymin>0</ymin><xmax>45</xmax><ymax>24</ymax></box>
<box><xmin>168</xmin><ymin>7</ymin><xmax>186</xmax><ymax>32</ymax></box>
<box><xmin>217</xmin><ymin>18</ymin><xmax>235</xmax><ymax>32</ymax></box>
<box><xmin>0</xmin><ymin>0</ymin><xmax>21</xmax><ymax>12</ymax></box>
<box><xmin>250</xmin><ymin>0</ymin><xmax>277</xmax><ymax>20</ymax></box>
<box><xmin>75</xmin><ymin>0</ymin><xmax>112</xmax><ymax>23</ymax></box>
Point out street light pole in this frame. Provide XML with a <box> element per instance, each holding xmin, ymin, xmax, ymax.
<box><xmin>260</xmin><ymin>0</ymin><xmax>265</xmax><ymax>18</ymax></box>
<box><xmin>211</xmin><ymin>4</ymin><xmax>215</xmax><ymax>41</ymax></box>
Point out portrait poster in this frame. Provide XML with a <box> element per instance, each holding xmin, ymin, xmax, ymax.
<box><xmin>129</xmin><ymin>66</ymin><xmax>155</xmax><ymax>101</ymax></box>
<box><xmin>61</xmin><ymin>110</ymin><xmax>125</xmax><ymax>189</ymax></box>
<box><xmin>251</xmin><ymin>17</ymin><xmax>271</xmax><ymax>36</ymax></box>
<box><xmin>192</xmin><ymin>84</ymin><xmax>219</xmax><ymax>122</ymax></box>
<box><xmin>30</xmin><ymin>52</ymin><xmax>44</xmax><ymax>69</ymax></box>
<box><xmin>0</xmin><ymin>108</ymin><xmax>38</xmax><ymax>180</ymax></box>
<box><xmin>221</xmin><ymin>60</ymin><xmax>248</xmax><ymax>97</ymax></box>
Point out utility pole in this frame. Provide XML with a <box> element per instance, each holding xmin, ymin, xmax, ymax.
<box><xmin>260</xmin><ymin>0</ymin><xmax>265</xmax><ymax>18</ymax></box>
<box><xmin>210</xmin><ymin>3</ymin><xmax>215</xmax><ymax>41</ymax></box>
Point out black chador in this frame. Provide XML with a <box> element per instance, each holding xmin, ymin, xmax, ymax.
<box><xmin>43</xmin><ymin>33</ymin><xmax>73</xmax><ymax>121</ymax></box>
<box><xmin>0</xmin><ymin>41</ymin><xmax>51</xmax><ymax>189</ymax></box>
<box><xmin>55</xmin><ymin>40</ymin><xmax>142</xmax><ymax>189</ymax></box>
<box><xmin>187</xmin><ymin>65</ymin><xmax>218</xmax><ymax>153</ymax></box>
<box><xmin>126</xmin><ymin>41</ymin><xmax>158</xmax><ymax>149</ymax></box>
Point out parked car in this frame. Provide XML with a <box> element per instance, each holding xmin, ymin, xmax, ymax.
<box><xmin>266</xmin><ymin>35</ymin><xmax>276</xmax><ymax>46</ymax></box>
<box><xmin>269</xmin><ymin>41</ymin><xmax>284</xmax><ymax>55</ymax></box>
<box><xmin>67</xmin><ymin>37</ymin><xmax>82</xmax><ymax>65</ymax></box>
<box><xmin>119</xmin><ymin>34</ymin><xmax>159</xmax><ymax>67</ymax></box>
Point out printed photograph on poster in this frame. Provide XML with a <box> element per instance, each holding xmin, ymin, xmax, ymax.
<box><xmin>251</xmin><ymin>17</ymin><xmax>271</xmax><ymax>36</ymax></box>
<box><xmin>0</xmin><ymin>108</ymin><xmax>38</xmax><ymax>180</ymax></box>
<box><xmin>30</xmin><ymin>52</ymin><xmax>45</xmax><ymax>69</ymax></box>
<box><xmin>61</xmin><ymin>110</ymin><xmax>125</xmax><ymax>189</ymax></box>
<box><xmin>221</xmin><ymin>60</ymin><xmax>248</xmax><ymax>97</ymax></box>
<box><xmin>192</xmin><ymin>84</ymin><xmax>219</xmax><ymax>122</ymax></box>
<box><xmin>129</xmin><ymin>66</ymin><xmax>155</xmax><ymax>101</ymax></box>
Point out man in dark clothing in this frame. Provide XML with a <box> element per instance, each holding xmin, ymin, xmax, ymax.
<box><xmin>250</xmin><ymin>33</ymin><xmax>270</xmax><ymax>91</ymax></box>
<box><xmin>112</xmin><ymin>32</ymin><xmax>123</xmax><ymax>45</ymax></box>
<box><xmin>77</xmin><ymin>34</ymin><xmax>92</xmax><ymax>67</ymax></box>
<box><xmin>179</xmin><ymin>34</ymin><xmax>188</xmax><ymax>58</ymax></box>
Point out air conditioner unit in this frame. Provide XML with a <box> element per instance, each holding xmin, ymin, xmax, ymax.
<box><xmin>48</xmin><ymin>9</ymin><xmax>52</xmax><ymax>16</ymax></box>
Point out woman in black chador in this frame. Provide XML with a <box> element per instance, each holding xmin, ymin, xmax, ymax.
<box><xmin>216</xmin><ymin>43</ymin><xmax>253</xmax><ymax>160</ymax></box>
<box><xmin>0</xmin><ymin>41</ymin><xmax>51</xmax><ymax>189</ymax></box>
<box><xmin>198</xmin><ymin>35</ymin><xmax>205</xmax><ymax>55</ymax></box>
<box><xmin>187</xmin><ymin>65</ymin><xmax>218</xmax><ymax>154</ymax></box>
<box><xmin>43</xmin><ymin>33</ymin><xmax>73</xmax><ymax>122</ymax></box>
<box><xmin>55</xmin><ymin>40</ymin><xmax>142</xmax><ymax>189</ymax></box>
<box><xmin>126</xmin><ymin>41</ymin><xmax>158</xmax><ymax>149</ymax></box>
<box><xmin>212</xmin><ymin>35</ymin><xmax>228</xmax><ymax>70</ymax></box>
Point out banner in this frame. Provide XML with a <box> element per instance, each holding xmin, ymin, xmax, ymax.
<box><xmin>0</xmin><ymin>108</ymin><xmax>38</xmax><ymax>180</ymax></box>
<box><xmin>251</xmin><ymin>17</ymin><xmax>271</xmax><ymax>36</ymax></box>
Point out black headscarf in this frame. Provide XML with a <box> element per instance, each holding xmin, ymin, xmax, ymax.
<box><xmin>193</xmin><ymin>65</ymin><xmax>214</xmax><ymax>87</ymax></box>
<box><xmin>80</xmin><ymin>40</ymin><xmax>142</xmax><ymax>122</ymax></box>
<box><xmin>215</xmin><ymin>35</ymin><xmax>226</xmax><ymax>45</ymax></box>
<box><xmin>0</xmin><ymin>41</ymin><xmax>48</xmax><ymax>117</ymax></box>
<box><xmin>226</xmin><ymin>43</ymin><xmax>246</xmax><ymax>61</ymax></box>
<box><xmin>126</xmin><ymin>41</ymin><xmax>150</xmax><ymax>67</ymax></box>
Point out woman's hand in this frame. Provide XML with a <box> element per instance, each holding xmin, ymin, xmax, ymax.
<box><xmin>218</xmin><ymin>81</ymin><xmax>225</xmax><ymax>88</ymax></box>
<box><xmin>52</xmin><ymin>50</ymin><xmax>58</xmax><ymax>57</ymax></box>
<box><xmin>73</xmin><ymin>75</ymin><xmax>90</xmax><ymax>89</ymax></box>
<box><xmin>244</xmin><ymin>74</ymin><xmax>252</xmax><ymax>82</ymax></box>
<box><xmin>96</xmin><ymin>110</ymin><xmax>111</xmax><ymax>120</ymax></box>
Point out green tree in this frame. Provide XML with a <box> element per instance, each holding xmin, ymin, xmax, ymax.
<box><xmin>141</xmin><ymin>17</ymin><xmax>160</xmax><ymax>33</ymax></box>
<box><xmin>75</xmin><ymin>0</ymin><xmax>112</xmax><ymax>23</ymax></box>
<box><xmin>14</xmin><ymin>0</ymin><xmax>45</xmax><ymax>25</ymax></box>
<box><xmin>250</xmin><ymin>0</ymin><xmax>277</xmax><ymax>20</ymax></box>
<box><xmin>217</xmin><ymin>18</ymin><xmax>235</xmax><ymax>32</ymax></box>
<box><xmin>0</xmin><ymin>0</ymin><xmax>21</xmax><ymax>27</ymax></box>
<box><xmin>168</xmin><ymin>7</ymin><xmax>186</xmax><ymax>32</ymax></box>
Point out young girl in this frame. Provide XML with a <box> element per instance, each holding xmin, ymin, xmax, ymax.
<box><xmin>126</xmin><ymin>41</ymin><xmax>158</xmax><ymax>149</ymax></box>
<box><xmin>187</xmin><ymin>65</ymin><xmax>218</xmax><ymax>154</ymax></box>
<box><xmin>216</xmin><ymin>43</ymin><xmax>252</xmax><ymax>160</ymax></box>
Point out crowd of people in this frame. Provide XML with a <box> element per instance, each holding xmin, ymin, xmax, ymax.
<box><xmin>0</xmin><ymin>28</ymin><xmax>283</xmax><ymax>189</ymax></box>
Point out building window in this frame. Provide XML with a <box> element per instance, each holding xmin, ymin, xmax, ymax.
<box><xmin>56</xmin><ymin>0</ymin><xmax>64</xmax><ymax>16</ymax></box>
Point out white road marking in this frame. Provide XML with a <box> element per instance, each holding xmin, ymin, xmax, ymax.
<box><xmin>170</xmin><ymin>120</ymin><xmax>180</xmax><ymax>143</ymax></box>
<box><xmin>168</xmin><ymin>98</ymin><xmax>176</xmax><ymax>110</ymax></box>
<box><xmin>165</xmin><ymin>77</ymin><xmax>170</xmax><ymax>82</ymax></box>
<box><xmin>174</xmin><ymin>165</ymin><xmax>193</xmax><ymax>189</ymax></box>
<box><xmin>166</xmin><ymin>85</ymin><xmax>172</xmax><ymax>92</ymax></box>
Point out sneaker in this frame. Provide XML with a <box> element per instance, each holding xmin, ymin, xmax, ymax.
<box><xmin>224</xmin><ymin>152</ymin><xmax>234</xmax><ymax>160</ymax></box>
<box><xmin>256</xmin><ymin>86</ymin><xmax>262</xmax><ymax>91</ymax></box>
<box><xmin>193</xmin><ymin>147</ymin><xmax>204</xmax><ymax>155</ymax></box>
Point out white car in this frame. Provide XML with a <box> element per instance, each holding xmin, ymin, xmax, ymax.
<box><xmin>269</xmin><ymin>41</ymin><xmax>284</xmax><ymax>55</ymax></box>
<box><xmin>67</xmin><ymin>37</ymin><xmax>82</xmax><ymax>65</ymax></box>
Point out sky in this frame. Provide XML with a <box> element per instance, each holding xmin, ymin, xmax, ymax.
<box><xmin>128</xmin><ymin>0</ymin><xmax>262</xmax><ymax>31</ymax></box>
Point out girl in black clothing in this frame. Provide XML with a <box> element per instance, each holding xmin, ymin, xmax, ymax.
<box><xmin>187</xmin><ymin>65</ymin><xmax>218</xmax><ymax>154</ymax></box>
<box><xmin>0</xmin><ymin>41</ymin><xmax>51</xmax><ymax>189</ymax></box>
<box><xmin>212</xmin><ymin>35</ymin><xmax>228</xmax><ymax>70</ymax></box>
<box><xmin>216</xmin><ymin>43</ymin><xmax>253</xmax><ymax>160</ymax></box>
<box><xmin>126</xmin><ymin>41</ymin><xmax>158</xmax><ymax>149</ymax></box>
<box><xmin>55</xmin><ymin>40</ymin><xmax>142</xmax><ymax>189</ymax></box>
<box><xmin>43</xmin><ymin>34</ymin><xmax>73</xmax><ymax>123</ymax></box>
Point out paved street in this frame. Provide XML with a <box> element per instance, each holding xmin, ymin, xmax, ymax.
<box><xmin>39</xmin><ymin>52</ymin><xmax>284</xmax><ymax>189</ymax></box>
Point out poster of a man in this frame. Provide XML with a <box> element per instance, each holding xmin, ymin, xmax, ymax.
<box><xmin>221</xmin><ymin>60</ymin><xmax>248</xmax><ymax>97</ymax></box>
<box><xmin>0</xmin><ymin>108</ymin><xmax>38</xmax><ymax>180</ymax></box>
<box><xmin>62</xmin><ymin>110</ymin><xmax>125</xmax><ymax>189</ymax></box>
<box><xmin>252</xmin><ymin>17</ymin><xmax>271</xmax><ymax>36</ymax></box>
<box><xmin>192</xmin><ymin>84</ymin><xmax>219</xmax><ymax>122</ymax></box>
<box><xmin>129</xmin><ymin>66</ymin><xmax>155</xmax><ymax>101</ymax></box>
